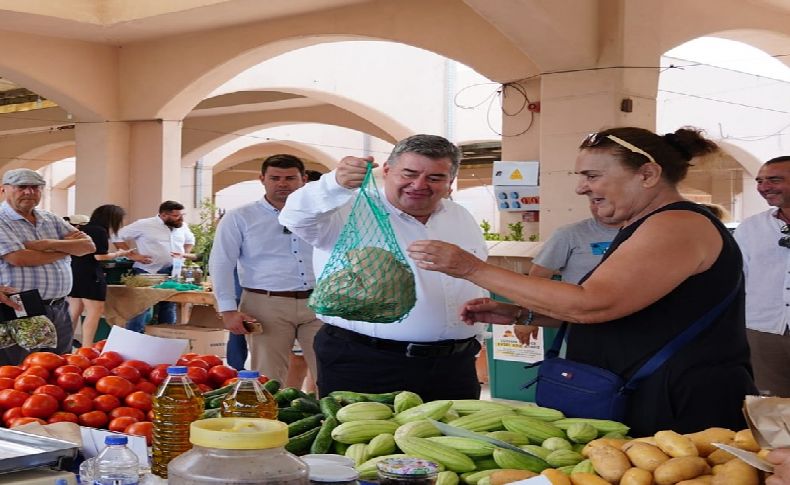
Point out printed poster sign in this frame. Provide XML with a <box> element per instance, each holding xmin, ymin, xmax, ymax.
<box><xmin>492</xmin><ymin>324</ymin><xmax>545</xmax><ymax>363</ymax></box>
<box><xmin>494</xmin><ymin>185</ymin><xmax>540</xmax><ymax>212</ymax></box>
<box><xmin>492</xmin><ymin>161</ymin><xmax>539</xmax><ymax>186</ymax></box>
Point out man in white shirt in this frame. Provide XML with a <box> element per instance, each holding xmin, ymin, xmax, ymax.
<box><xmin>210</xmin><ymin>155</ymin><xmax>321</xmax><ymax>384</ymax></box>
<box><xmin>734</xmin><ymin>155</ymin><xmax>790</xmax><ymax>397</ymax></box>
<box><xmin>280</xmin><ymin>134</ymin><xmax>488</xmax><ymax>400</ymax></box>
<box><xmin>116</xmin><ymin>201</ymin><xmax>195</xmax><ymax>332</ymax></box>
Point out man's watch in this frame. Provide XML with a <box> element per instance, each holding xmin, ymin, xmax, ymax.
<box><xmin>513</xmin><ymin>307</ymin><xmax>535</xmax><ymax>326</ymax></box>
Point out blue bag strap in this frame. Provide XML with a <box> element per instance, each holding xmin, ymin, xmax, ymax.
<box><xmin>623</xmin><ymin>275</ymin><xmax>742</xmax><ymax>391</ymax></box>
<box><xmin>523</xmin><ymin>276</ymin><xmax>741</xmax><ymax>390</ymax></box>
<box><xmin>547</xmin><ymin>322</ymin><xmax>567</xmax><ymax>358</ymax></box>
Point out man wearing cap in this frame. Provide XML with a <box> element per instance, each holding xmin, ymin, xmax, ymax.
<box><xmin>68</xmin><ymin>214</ymin><xmax>90</xmax><ymax>226</ymax></box>
<box><xmin>0</xmin><ymin>168</ymin><xmax>95</xmax><ymax>365</ymax></box>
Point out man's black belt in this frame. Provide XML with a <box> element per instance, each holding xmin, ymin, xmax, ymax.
<box><xmin>324</xmin><ymin>324</ymin><xmax>476</xmax><ymax>358</ymax></box>
<box><xmin>243</xmin><ymin>288</ymin><xmax>313</xmax><ymax>299</ymax></box>
<box><xmin>41</xmin><ymin>297</ymin><xmax>65</xmax><ymax>306</ymax></box>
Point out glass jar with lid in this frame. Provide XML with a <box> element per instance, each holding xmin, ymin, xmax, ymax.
<box><xmin>168</xmin><ymin>417</ymin><xmax>309</xmax><ymax>485</ymax></box>
<box><xmin>308</xmin><ymin>462</ymin><xmax>359</xmax><ymax>485</ymax></box>
<box><xmin>377</xmin><ymin>457</ymin><xmax>440</xmax><ymax>485</ymax></box>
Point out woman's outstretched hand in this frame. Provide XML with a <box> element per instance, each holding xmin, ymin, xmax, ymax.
<box><xmin>459</xmin><ymin>298</ymin><xmax>521</xmax><ymax>326</ymax></box>
<box><xmin>407</xmin><ymin>240</ymin><xmax>482</xmax><ymax>278</ymax></box>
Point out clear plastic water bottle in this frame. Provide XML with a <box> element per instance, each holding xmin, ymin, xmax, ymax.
<box><xmin>93</xmin><ymin>435</ymin><xmax>140</xmax><ymax>485</ymax></box>
<box><xmin>170</xmin><ymin>256</ymin><xmax>184</xmax><ymax>281</ymax></box>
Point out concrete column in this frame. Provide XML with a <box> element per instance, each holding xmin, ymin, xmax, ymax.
<box><xmin>495</xmin><ymin>0</ymin><xmax>665</xmax><ymax>240</ymax></box>
<box><xmin>498</xmin><ymin>78</ymin><xmax>541</xmax><ymax>241</ymax></box>
<box><xmin>75</xmin><ymin>122</ymin><xmax>131</xmax><ymax>216</ymax></box>
<box><xmin>503</xmin><ymin>68</ymin><xmax>658</xmax><ymax>241</ymax></box>
<box><xmin>128</xmin><ymin>120</ymin><xmax>183</xmax><ymax>221</ymax></box>
<box><xmin>49</xmin><ymin>188</ymin><xmax>69</xmax><ymax>216</ymax></box>
<box><xmin>179</xmin><ymin>159</ymin><xmax>214</xmax><ymax>225</ymax></box>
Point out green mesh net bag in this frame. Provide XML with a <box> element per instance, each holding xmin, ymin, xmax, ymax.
<box><xmin>308</xmin><ymin>164</ymin><xmax>416</xmax><ymax>323</ymax></box>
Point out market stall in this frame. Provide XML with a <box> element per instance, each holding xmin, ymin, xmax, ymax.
<box><xmin>102</xmin><ymin>285</ymin><xmax>217</xmax><ymax>326</ymax></box>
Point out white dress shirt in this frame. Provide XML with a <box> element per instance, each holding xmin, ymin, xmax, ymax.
<box><xmin>210</xmin><ymin>198</ymin><xmax>315</xmax><ymax>313</ymax></box>
<box><xmin>734</xmin><ymin>208</ymin><xmax>790</xmax><ymax>334</ymax></box>
<box><xmin>280</xmin><ymin>171</ymin><xmax>488</xmax><ymax>342</ymax></box>
<box><xmin>117</xmin><ymin>215</ymin><xmax>195</xmax><ymax>273</ymax></box>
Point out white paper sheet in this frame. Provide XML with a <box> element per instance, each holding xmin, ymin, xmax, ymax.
<box><xmin>79</xmin><ymin>427</ymin><xmax>148</xmax><ymax>465</ymax></box>
<box><xmin>511</xmin><ymin>477</ymin><xmax>551</xmax><ymax>485</ymax></box>
<box><xmin>492</xmin><ymin>324</ymin><xmax>544</xmax><ymax>363</ymax></box>
<box><xmin>103</xmin><ymin>325</ymin><xmax>187</xmax><ymax>364</ymax></box>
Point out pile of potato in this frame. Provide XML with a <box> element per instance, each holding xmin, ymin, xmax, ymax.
<box><xmin>556</xmin><ymin>427</ymin><xmax>762</xmax><ymax>485</ymax></box>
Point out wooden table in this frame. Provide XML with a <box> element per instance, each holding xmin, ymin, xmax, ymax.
<box><xmin>103</xmin><ymin>285</ymin><xmax>217</xmax><ymax>326</ymax></box>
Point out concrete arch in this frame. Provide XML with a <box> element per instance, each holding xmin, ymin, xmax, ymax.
<box><xmin>717</xmin><ymin>141</ymin><xmax>765</xmax><ymax>177</ymax></box>
<box><xmin>54</xmin><ymin>173</ymin><xmax>76</xmax><ymax>190</ymax></box>
<box><xmin>0</xmin><ymin>132</ymin><xmax>75</xmax><ymax>171</ymax></box>
<box><xmin>656</xmin><ymin>0</ymin><xmax>790</xmax><ymax>59</ymax></box>
<box><xmin>181</xmin><ymin>103</ymin><xmax>396</xmax><ymax>167</ymax></box>
<box><xmin>212</xmin><ymin>141</ymin><xmax>336</xmax><ymax>173</ymax></box>
<box><xmin>213</xmin><ymin>141</ymin><xmax>334</xmax><ymax>193</ymax></box>
<box><xmin>0</xmin><ymin>30</ymin><xmax>118</xmax><ymax>121</ymax></box>
<box><xmin>119</xmin><ymin>0</ymin><xmax>537</xmax><ymax>120</ymax></box>
<box><xmin>199</xmin><ymin>87</ymin><xmax>412</xmax><ymax>148</ymax></box>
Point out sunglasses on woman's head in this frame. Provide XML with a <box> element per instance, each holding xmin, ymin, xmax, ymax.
<box><xmin>581</xmin><ymin>133</ymin><xmax>657</xmax><ymax>165</ymax></box>
<box><xmin>780</xmin><ymin>224</ymin><xmax>790</xmax><ymax>248</ymax></box>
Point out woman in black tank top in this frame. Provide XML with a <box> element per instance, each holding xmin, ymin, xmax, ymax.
<box><xmin>408</xmin><ymin>126</ymin><xmax>757</xmax><ymax>436</ymax></box>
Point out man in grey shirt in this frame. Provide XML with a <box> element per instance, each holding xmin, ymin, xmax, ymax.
<box><xmin>516</xmin><ymin>203</ymin><xmax>620</xmax><ymax>343</ymax></box>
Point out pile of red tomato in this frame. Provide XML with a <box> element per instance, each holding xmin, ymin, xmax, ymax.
<box><xmin>0</xmin><ymin>341</ymin><xmax>239</xmax><ymax>445</ymax></box>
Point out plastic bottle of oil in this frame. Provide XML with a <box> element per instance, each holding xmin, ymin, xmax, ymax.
<box><xmin>151</xmin><ymin>365</ymin><xmax>205</xmax><ymax>478</ymax></box>
<box><xmin>220</xmin><ymin>370</ymin><xmax>277</xmax><ymax>419</ymax></box>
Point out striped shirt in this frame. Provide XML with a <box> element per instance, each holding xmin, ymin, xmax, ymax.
<box><xmin>0</xmin><ymin>202</ymin><xmax>75</xmax><ymax>299</ymax></box>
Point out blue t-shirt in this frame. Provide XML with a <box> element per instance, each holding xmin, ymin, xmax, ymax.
<box><xmin>531</xmin><ymin>218</ymin><xmax>620</xmax><ymax>284</ymax></box>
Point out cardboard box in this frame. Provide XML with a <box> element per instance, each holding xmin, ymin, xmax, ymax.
<box><xmin>145</xmin><ymin>324</ymin><xmax>228</xmax><ymax>357</ymax></box>
<box><xmin>146</xmin><ymin>301</ymin><xmax>228</xmax><ymax>357</ymax></box>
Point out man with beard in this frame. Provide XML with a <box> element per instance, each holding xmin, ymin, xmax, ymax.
<box><xmin>116</xmin><ymin>200</ymin><xmax>195</xmax><ymax>332</ymax></box>
<box><xmin>0</xmin><ymin>168</ymin><xmax>95</xmax><ymax>363</ymax></box>
<box><xmin>734</xmin><ymin>155</ymin><xmax>790</xmax><ymax>397</ymax></box>
<box><xmin>280</xmin><ymin>135</ymin><xmax>488</xmax><ymax>400</ymax></box>
<box><xmin>210</xmin><ymin>155</ymin><xmax>321</xmax><ymax>384</ymax></box>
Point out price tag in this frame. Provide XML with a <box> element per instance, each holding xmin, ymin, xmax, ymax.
<box><xmin>10</xmin><ymin>293</ymin><xmax>27</xmax><ymax>318</ymax></box>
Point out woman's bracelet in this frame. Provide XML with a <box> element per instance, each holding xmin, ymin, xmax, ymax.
<box><xmin>512</xmin><ymin>307</ymin><xmax>535</xmax><ymax>326</ymax></box>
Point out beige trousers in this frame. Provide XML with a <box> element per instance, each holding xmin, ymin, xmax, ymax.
<box><xmin>239</xmin><ymin>291</ymin><xmax>323</xmax><ymax>385</ymax></box>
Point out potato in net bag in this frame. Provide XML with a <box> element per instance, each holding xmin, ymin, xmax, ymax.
<box><xmin>308</xmin><ymin>164</ymin><xmax>416</xmax><ymax>323</ymax></box>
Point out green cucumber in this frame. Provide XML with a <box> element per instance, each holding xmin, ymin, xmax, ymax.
<box><xmin>263</xmin><ymin>379</ymin><xmax>281</xmax><ymax>394</ymax></box>
<box><xmin>286</xmin><ymin>427</ymin><xmax>321</xmax><ymax>455</ymax></box>
<box><xmin>319</xmin><ymin>396</ymin><xmax>343</xmax><ymax>419</ymax></box>
<box><xmin>328</xmin><ymin>391</ymin><xmax>369</xmax><ymax>405</ymax></box>
<box><xmin>334</xmin><ymin>441</ymin><xmax>350</xmax><ymax>455</ymax></box>
<box><xmin>287</xmin><ymin>413</ymin><xmax>325</xmax><ymax>437</ymax></box>
<box><xmin>203</xmin><ymin>384</ymin><xmax>234</xmax><ymax>398</ymax></box>
<box><xmin>277</xmin><ymin>406</ymin><xmax>307</xmax><ymax>423</ymax></box>
<box><xmin>328</xmin><ymin>390</ymin><xmax>401</xmax><ymax>405</ymax></box>
<box><xmin>292</xmin><ymin>397</ymin><xmax>321</xmax><ymax>414</ymax></box>
<box><xmin>276</xmin><ymin>387</ymin><xmax>307</xmax><ymax>402</ymax></box>
<box><xmin>207</xmin><ymin>395</ymin><xmax>225</xmax><ymax>409</ymax></box>
<box><xmin>200</xmin><ymin>408</ymin><xmax>221</xmax><ymax>419</ymax></box>
<box><xmin>360</xmin><ymin>391</ymin><xmax>401</xmax><ymax>405</ymax></box>
<box><xmin>309</xmin><ymin>416</ymin><xmax>339</xmax><ymax>454</ymax></box>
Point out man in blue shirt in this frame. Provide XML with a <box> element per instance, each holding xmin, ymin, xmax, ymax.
<box><xmin>210</xmin><ymin>155</ymin><xmax>321</xmax><ymax>384</ymax></box>
<box><xmin>0</xmin><ymin>168</ymin><xmax>95</xmax><ymax>364</ymax></box>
